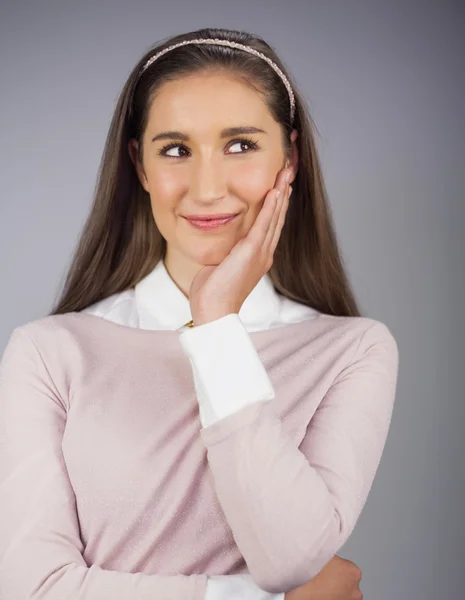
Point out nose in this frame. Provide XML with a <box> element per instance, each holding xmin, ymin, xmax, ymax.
<box><xmin>189</xmin><ymin>155</ymin><xmax>227</xmax><ymax>205</ymax></box>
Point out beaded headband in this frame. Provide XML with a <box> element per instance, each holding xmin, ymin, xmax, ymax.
<box><xmin>138</xmin><ymin>38</ymin><xmax>296</xmax><ymax>123</ymax></box>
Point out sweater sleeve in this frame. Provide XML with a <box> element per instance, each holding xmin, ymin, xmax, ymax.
<box><xmin>196</xmin><ymin>321</ymin><xmax>399</xmax><ymax>594</ymax></box>
<box><xmin>0</xmin><ymin>327</ymin><xmax>209</xmax><ymax>600</ymax></box>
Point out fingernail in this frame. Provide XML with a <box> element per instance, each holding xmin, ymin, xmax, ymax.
<box><xmin>275</xmin><ymin>189</ymin><xmax>281</xmax><ymax>199</ymax></box>
<box><xmin>285</xmin><ymin>171</ymin><xmax>291</xmax><ymax>183</ymax></box>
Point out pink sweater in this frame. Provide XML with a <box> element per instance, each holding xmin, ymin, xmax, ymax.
<box><xmin>0</xmin><ymin>311</ymin><xmax>399</xmax><ymax>599</ymax></box>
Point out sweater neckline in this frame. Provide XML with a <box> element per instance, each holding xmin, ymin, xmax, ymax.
<box><xmin>72</xmin><ymin>310</ymin><xmax>325</xmax><ymax>344</ymax></box>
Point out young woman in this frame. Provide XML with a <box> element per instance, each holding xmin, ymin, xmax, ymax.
<box><xmin>0</xmin><ymin>27</ymin><xmax>398</xmax><ymax>600</ymax></box>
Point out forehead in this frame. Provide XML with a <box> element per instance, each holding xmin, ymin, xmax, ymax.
<box><xmin>146</xmin><ymin>71</ymin><xmax>274</xmax><ymax>128</ymax></box>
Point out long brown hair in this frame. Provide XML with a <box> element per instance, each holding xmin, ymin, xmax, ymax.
<box><xmin>50</xmin><ymin>27</ymin><xmax>361</xmax><ymax>317</ymax></box>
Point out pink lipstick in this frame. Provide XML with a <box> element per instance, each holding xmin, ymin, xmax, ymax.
<box><xmin>184</xmin><ymin>214</ymin><xmax>238</xmax><ymax>230</ymax></box>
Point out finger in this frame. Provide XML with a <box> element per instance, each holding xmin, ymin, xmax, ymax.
<box><xmin>265</xmin><ymin>170</ymin><xmax>290</xmax><ymax>251</ymax></box>
<box><xmin>270</xmin><ymin>183</ymin><xmax>292</xmax><ymax>254</ymax></box>
<box><xmin>265</xmin><ymin>187</ymin><xmax>285</xmax><ymax>248</ymax></box>
<box><xmin>247</xmin><ymin>168</ymin><xmax>289</xmax><ymax>254</ymax></box>
<box><xmin>246</xmin><ymin>187</ymin><xmax>280</xmax><ymax>248</ymax></box>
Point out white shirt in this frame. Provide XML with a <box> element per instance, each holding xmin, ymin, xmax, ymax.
<box><xmin>83</xmin><ymin>258</ymin><xmax>320</xmax><ymax>600</ymax></box>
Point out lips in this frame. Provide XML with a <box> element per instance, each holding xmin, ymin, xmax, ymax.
<box><xmin>184</xmin><ymin>214</ymin><xmax>238</xmax><ymax>230</ymax></box>
<box><xmin>184</xmin><ymin>214</ymin><xmax>238</xmax><ymax>221</ymax></box>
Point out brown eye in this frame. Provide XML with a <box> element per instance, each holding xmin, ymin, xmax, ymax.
<box><xmin>157</xmin><ymin>143</ymin><xmax>190</xmax><ymax>158</ymax></box>
<box><xmin>228</xmin><ymin>138</ymin><xmax>259</xmax><ymax>154</ymax></box>
<box><xmin>157</xmin><ymin>137</ymin><xmax>259</xmax><ymax>158</ymax></box>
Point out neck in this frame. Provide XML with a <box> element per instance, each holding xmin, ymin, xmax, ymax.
<box><xmin>163</xmin><ymin>247</ymin><xmax>205</xmax><ymax>299</ymax></box>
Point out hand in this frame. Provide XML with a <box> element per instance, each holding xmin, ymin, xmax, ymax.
<box><xmin>189</xmin><ymin>167</ymin><xmax>293</xmax><ymax>325</ymax></box>
<box><xmin>284</xmin><ymin>556</ymin><xmax>363</xmax><ymax>600</ymax></box>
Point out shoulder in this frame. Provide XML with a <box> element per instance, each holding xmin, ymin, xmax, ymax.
<box><xmin>1</xmin><ymin>306</ymin><xmax>140</xmax><ymax>402</ymax></box>
<box><xmin>345</xmin><ymin>315</ymin><xmax>398</xmax><ymax>359</ymax></box>
<box><xmin>3</xmin><ymin>287</ymin><xmax>137</xmax><ymax>348</ymax></box>
<box><xmin>0</xmin><ymin>312</ymin><xmax>124</xmax><ymax>413</ymax></box>
<box><xmin>318</xmin><ymin>312</ymin><xmax>398</xmax><ymax>351</ymax></box>
<box><xmin>279</xmin><ymin>294</ymin><xmax>398</xmax><ymax>368</ymax></box>
<box><xmin>3</xmin><ymin>312</ymin><xmax>104</xmax><ymax>356</ymax></box>
<box><xmin>281</xmin><ymin>293</ymin><xmax>396</xmax><ymax>345</ymax></box>
<box><xmin>2</xmin><ymin>288</ymin><xmax>140</xmax><ymax>367</ymax></box>
<box><xmin>313</xmin><ymin>313</ymin><xmax>399</xmax><ymax>379</ymax></box>
<box><xmin>279</xmin><ymin>294</ymin><xmax>396</xmax><ymax>341</ymax></box>
<box><xmin>0</xmin><ymin>313</ymin><xmax>91</xmax><ymax>399</ymax></box>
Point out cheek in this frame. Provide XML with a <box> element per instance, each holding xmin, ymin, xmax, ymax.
<box><xmin>145</xmin><ymin>156</ymin><xmax>280</xmax><ymax>217</ymax></box>
<box><xmin>148</xmin><ymin>169</ymin><xmax>183</xmax><ymax>199</ymax></box>
<box><xmin>147</xmin><ymin>170</ymin><xmax>183</xmax><ymax>225</ymax></box>
<box><xmin>230</xmin><ymin>161</ymin><xmax>277</xmax><ymax>205</ymax></box>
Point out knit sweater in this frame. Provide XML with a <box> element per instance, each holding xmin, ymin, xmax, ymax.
<box><xmin>0</xmin><ymin>306</ymin><xmax>399</xmax><ymax>599</ymax></box>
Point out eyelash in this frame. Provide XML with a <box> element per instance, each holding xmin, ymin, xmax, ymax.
<box><xmin>156</xmin><ymin>137</ymin><xmax>260</xmax><ymax>158</ymax></box>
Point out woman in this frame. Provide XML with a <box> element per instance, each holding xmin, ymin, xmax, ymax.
<box><xmin>0</xmin><ymin>27</ymin><xmax>398</xmax><ymax>599</ymax></box>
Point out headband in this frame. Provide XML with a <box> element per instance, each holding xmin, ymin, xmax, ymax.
<box><xmin>138</xmin><ymin>38</ymin><xmax>296</xmax><ymax>123</ymax></box>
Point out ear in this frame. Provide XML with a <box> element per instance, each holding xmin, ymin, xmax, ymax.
<box><xmin>284</xmin><ymin>129</ymin><xmax>299</xmax><ymax>184</ymax></box>
<box><xmin>128</xmin><ymin>139</ymin><xmax>150</xmax><ymax>193</ymax></box>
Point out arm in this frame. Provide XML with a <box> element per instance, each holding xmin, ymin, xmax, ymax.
<box><xmin>0</xmin><ymin>327</ymin><xmax>284</xmax><ymax>600</ymax></box>
<box><xmin>179</xmin><ymin>316</ymin><xmax>399</xmax><ymax>594</ymax></box>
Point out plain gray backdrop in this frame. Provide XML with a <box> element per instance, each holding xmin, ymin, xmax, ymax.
<box><xmin>1</xmin><ymin>1</ymin><xmax>464</xmax><ymax>598</ymax></box>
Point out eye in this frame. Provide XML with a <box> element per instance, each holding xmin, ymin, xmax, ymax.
<box><xmin>227</xmin><ymin>137</ymin><xmax>260</xmax><ymax>154</ymax></box>
<box><xmin>157</xmin><ymin>137</ymin><xmax>260</xmax><ymax>158</ymax></box>
<box><xmin>157</xmin><ymin>143</ymin><xmax>189</xmax><ymax>158</ymax></box>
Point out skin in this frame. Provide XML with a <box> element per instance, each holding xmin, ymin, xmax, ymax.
<box><xmin>128</xmin><ymin>70</ymin><xmax>298</xmax><ymax>321</ymax></box>
<box><xmin>286</xmin><ymin>556</ymin><xmax>363</xmax><ymax>600</ymax></box>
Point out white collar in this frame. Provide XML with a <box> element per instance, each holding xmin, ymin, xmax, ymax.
<box><xmin>134</xmin><ymin>259</ymin><xmax>282</xmax><ymax>331</ymax></box>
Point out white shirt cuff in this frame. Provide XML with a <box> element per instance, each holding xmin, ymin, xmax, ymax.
<box><xmin>206</xmin><ymin>574</ymin><xmax>285</xmax><ymax>600</ymax></box>
<box><xmin>179</xmin><ymin>314</ymin><xmax>275</xmax><ymax>429</ymax></box>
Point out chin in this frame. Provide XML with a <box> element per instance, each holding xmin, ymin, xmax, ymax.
<box><xmin>185</xmin><ymin>243</ymin><xmax>232</xmax><ymax>266</ymax></box>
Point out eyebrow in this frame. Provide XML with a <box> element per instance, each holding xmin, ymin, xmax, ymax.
<box><xmin>151</xmin><ymin>126</ymin><xmax>267</xmax><ymax>143</ymax></box>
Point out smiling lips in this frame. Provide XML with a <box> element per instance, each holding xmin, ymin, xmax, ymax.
<box><xmin>184</xmin><ymin>213</ymin><xmax>238</xmax><ymax>230</ymax></box>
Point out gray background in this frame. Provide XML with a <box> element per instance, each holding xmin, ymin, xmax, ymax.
<box><xmin>1</xmin><ymin>1</ymin><xmax>464</xmax><ymax>598</ymax></box>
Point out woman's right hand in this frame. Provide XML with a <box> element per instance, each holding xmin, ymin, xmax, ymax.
<box><xmin>284</xmin><ymin>555</ymin><xmax>363</xmax><ymax>600</ymax></box>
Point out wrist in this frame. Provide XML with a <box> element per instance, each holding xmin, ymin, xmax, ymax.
<box><xmin>191</xmin><ymin>305</ymin><xmax>240</xmax><ymax>326</ymax></box>
<box><xmin>193</xmin><ymin>311</ymin><xmax>236</xmax><ymax>326</ymax></box>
